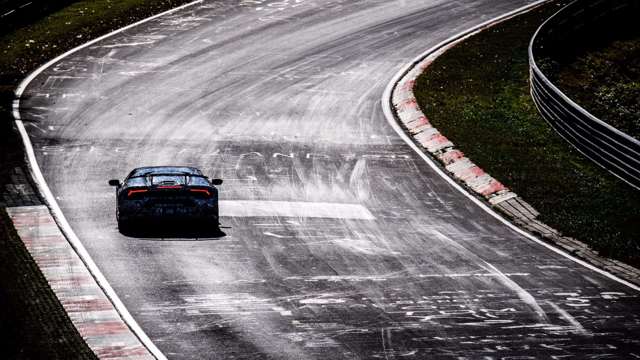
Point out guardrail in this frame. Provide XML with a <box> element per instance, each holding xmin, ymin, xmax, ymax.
<box><xmin>529</xmin><ymin>0</ymin><xmax>640</xmax><ymax>190</ymax></box>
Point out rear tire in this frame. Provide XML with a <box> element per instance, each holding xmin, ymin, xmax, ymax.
<box><xmin>118</xmin><ymin>218</ymin><xmax>133</xmax><ymax>234</ymax></box>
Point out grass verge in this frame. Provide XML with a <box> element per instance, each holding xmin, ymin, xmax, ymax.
<box><xmin>553</xmin><ymin>35</ymin><xmax>640</xmax><ymax>139</ymax></box>
<box><xmin>0</xmin><ymin>0</ymin><xmax>197</xmax><ymax>84</ymax></box>
<box><xmin>414</xmin><ymin>1</ymin><xmax>640</xmax><ymax>267</ymax></box>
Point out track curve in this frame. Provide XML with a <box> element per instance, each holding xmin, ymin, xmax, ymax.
<box><xmin>18</xmin><ymin>0</ymin><xmax>640</xmax><ymax>358</ymax></box>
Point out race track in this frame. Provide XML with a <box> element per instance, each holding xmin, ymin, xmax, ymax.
<box><xmin>19</xmin><ymin>0</ymin><xmax>640</xmax><ymax>358</ymax></box>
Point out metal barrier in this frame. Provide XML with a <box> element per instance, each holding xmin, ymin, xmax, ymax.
<box><xmin>529</xmin><ymin>0</ymin><xmax>640</xmax><ymax>189</ymax></box>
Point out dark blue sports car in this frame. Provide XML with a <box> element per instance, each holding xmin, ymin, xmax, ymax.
<box><xmin>108</xmin><ymin>166</ymin><xmax>222</xmax><ymax>232</ymax></box>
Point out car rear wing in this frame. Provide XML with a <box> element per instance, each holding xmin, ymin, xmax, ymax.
<box><xmin>126</xmin><ymin>173</ymin><xmax>221</xmax><ymax>186</ymax></box>
<box><xmin>127</xmin><ymin>172</ymin><xmax>209</xmax><ymax>179</ymax></box>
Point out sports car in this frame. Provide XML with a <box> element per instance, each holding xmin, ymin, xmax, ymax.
<box><xmin>108</xmin><ymin>166</ymin><xmax>222</xmax><ymax>232</ymax></box>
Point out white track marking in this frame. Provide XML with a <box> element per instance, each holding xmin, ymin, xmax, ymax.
<box><xmin>263</xmin><ymin>231</ymin><xmax>293</xmax><ymax>238</ymax></box>
<box><xmin>482</xmin><ymin>261</ymin><xmax>548</xmax><ymax>321</ymax></box>
<box><xmin>97</xmin><ymin>41</ymin><xmax>157</xmax><ymax>48</ymax></box>
<box><xmin>220</xmin><ymin>200</ymin><xmax>375</xmax><ymax>220</ymax></box>
<box><xmin>381</xmin><ymin>0</ymin><xmax>639</xmax><ymax>292</ymax></box>
<box><xmin>12</xmin><ymin>1</ymin><xmax>204</xmax><ymax>359</ymax></box>
<box><xmin>546</xmin><ymin>300</ymin><xmax>588</xmax><ymax>335</ymax></box>
<box><xmin>432</xmin><ymin>229</ymin><xmax>548</xmax><ymax>321</ymax></box>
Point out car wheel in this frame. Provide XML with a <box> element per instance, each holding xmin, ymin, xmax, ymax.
<box><xmin>210</xmin><ymin>216</ymin><xmax>220</xmax><ymax>229</ymax></box>
<box><xmin>118</xmin><ymin>218</ymin><xmax>133</xmax><ymax>234</ymax></box>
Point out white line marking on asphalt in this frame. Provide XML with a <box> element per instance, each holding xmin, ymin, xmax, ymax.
<box><xmin>381</xmin><ymin>0</ymin><xmax>640</xmax><ymax>292</ymax></box>
<box><xmin>546</xmin><ymin>300</ymin><xmax>588</xmax><ymax>335</ymax></box>
<box><xmin>482</xmin><ymin>261</ymin><xmax>548</xmax><ymax>322</ymax></box>
<box><xmin>97</xmin><ymin>41</ymin><xmax>156</xmax><ymax>48</ymax></box>
<box><xmin>220</xmin><ymin>200</ymin><xmax>375</xmax><ymax>220</ymax></box>
<box><xmin>284</xmin><ymin>273</ymin><xmax>530</xmax><ymax>282</ymax></box>
<box><xmin>263</xmin><ymin>231</ymin><xmax>293</xmax><ymax>238</ymax></box>
<box><xmin>12</xmin><ymin>1</ymin><xmax>204</xmax><ymax>359</ymax></box>
<box><xmin>432</xmin><ymin>229</ymin><xmax>548</xmax><ymax>322</ymax></box>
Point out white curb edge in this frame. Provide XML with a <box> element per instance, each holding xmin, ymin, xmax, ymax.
<box><xmin>380</xmin><ymin>0</ymin><xmax>640</xmax><ymax>292</ymax></box>
<box><xmin>12</xmin><ymin>1</ymin><xmax>204</xmax><ymax>359</ymax></box>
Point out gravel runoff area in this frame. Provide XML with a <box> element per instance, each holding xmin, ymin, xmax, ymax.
<box><xmin>413</xmin><ymin>1</ymin><xmax>640</xmax><ymax>268</ymax></box>
<box><xmin>0</xmin><ymin>1</ymin><xmax>196</xmax><ymax>357</ymax></box>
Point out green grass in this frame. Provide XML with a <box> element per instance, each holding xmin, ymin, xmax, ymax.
<box><xmin>414</xmin><ymin>1</ymin><xmax>640</xmax><ymax>267</ymax></box>
<box><xmin>554</xmin><ymin>36</ymin><xmax>640</xmax><ymax>139</ymax></box>
<box><xmin>0</xmin><ymin>0</ymin><xmax>196</xmax><ymax>84</ymax></box>
<box><xmin>0</xmin><ymin>0</ymin><xmax>200</xmax><ymax>130</ymax></box>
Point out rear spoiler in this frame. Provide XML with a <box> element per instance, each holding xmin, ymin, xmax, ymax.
<box><xmin>128</xmin><ymin>172</ymin><xmax>208</xmax><ymax>179</ymax></box>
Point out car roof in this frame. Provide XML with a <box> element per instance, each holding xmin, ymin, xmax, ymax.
<box><xmin>129</xmin><ymin>166</ymin><xmax>203</xmax><ymax>177</ymax></box>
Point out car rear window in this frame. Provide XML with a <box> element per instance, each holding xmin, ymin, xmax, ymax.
<box><xmin>189</xmin><ymin>177</ymin><xmax>210</xmax><ymax>186</ymax></box>
<box><xmin>150</xmin><ymin>175</ymin><xmax>187</xmax><ymax>186</ymax></box>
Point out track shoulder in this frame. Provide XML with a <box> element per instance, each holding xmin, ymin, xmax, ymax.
<box><xmin>381</xmin><ymin>0</ymin><xmax>640</xmax><ymax>291</ymax></box>
<box><xmin>6</xmin><ymin>205</ymin><xmax>155</xmax><ymax>359</ymax></box>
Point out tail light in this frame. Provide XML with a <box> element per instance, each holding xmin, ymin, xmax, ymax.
<box><xmin>127</xmin><ymin>188</ymin><xmax>148</xmax><ymax>197</ymax></box>
<box><xmin>189</xmin><ymin>188</ymin><xmax>211</xmax><ymax>197</ymax></box>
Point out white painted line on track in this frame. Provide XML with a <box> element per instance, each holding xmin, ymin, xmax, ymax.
<box><xmin>12</xmin><ymin>1</ymin><xmax>204</xmax><ymax>359</ymax></box>
<box><xmin>220</xmin><ymin>200</ymin><xmax>375</xmax><ymax>220</ymax></box>
<box><xmin>380</xmin><ymin>0</ymin><xmax>640</xmax><ymax>292</ymax></box>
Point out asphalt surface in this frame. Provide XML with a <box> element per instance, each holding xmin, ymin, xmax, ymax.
<box><xmin>19</xmin><ymin>0</ymin><xmax>640</xmax><ymax>358</ymax></box>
